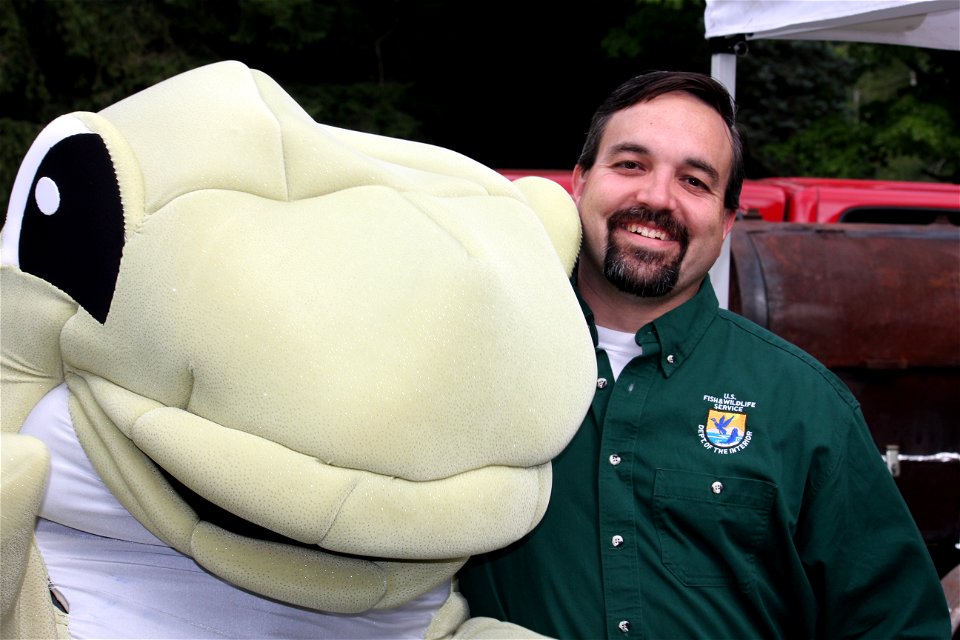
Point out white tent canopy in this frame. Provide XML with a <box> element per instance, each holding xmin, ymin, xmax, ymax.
<box><xmin>705</xmin><ymin>0</ymin><xmax>960</xmax><ymax>51</ymax></box>
<box><xmin>703</xmin><ymin>0</ymin><xmax>958</xmax><ymax>308</ymax></box>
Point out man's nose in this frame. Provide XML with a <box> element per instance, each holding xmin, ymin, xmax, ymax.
<box><xmin>634</xmin><ymin>170</ymin><xmax>676</xmax><ymax>212</ymax></box>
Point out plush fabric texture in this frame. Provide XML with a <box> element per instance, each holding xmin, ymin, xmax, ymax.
<box><xmin>0</xmin><ymin>433</ymin><xmax>61</xmax><ymax>639</ymax></box>
<box><xmin>0</xmin><ymin>60</ymin><xmax>596</xmax><ymax>636</ymax></box>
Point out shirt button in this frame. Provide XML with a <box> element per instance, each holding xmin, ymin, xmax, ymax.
<box><xmin>711</xmin><ymin>481</ymin><xmax>724</xmax><ymax>494</ymax></box>
<box><xmin>618</xmin><ymin>620</ymin><xmax>631</xmax><ymax>633</ymax></box>
<box><xmin>609</xmin><ymin>454</ymin><xmax>621</xmax><ymax>466</ymax></box>
<box><xmin>597</xmin><ymin>377</ymin><xmax>608</xmax><ymax>389</ymax></box>
<box><xmin>612</xmin><ymin>535</ymin><xmax>624</xmax><ymax>547</ymax></box>
<box><xmin>666</xmin><ymin>354</ymin><xmax>676</xmax><ymax>364</ymax></box>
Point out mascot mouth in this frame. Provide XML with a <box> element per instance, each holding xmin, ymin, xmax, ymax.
<box><xmin>154</xmin><ymin>466</ymin><xmax>413</xmax><ymax>566</ymax></box>
<box><xmin>157</xmin><ymin>466</ymin><xmax>313</xmax><ymax>551</ymax></box>
<box><xmin>69</xmin><ymin>370</ymin><xmax>552</xmax><ymax>563</ymax></box>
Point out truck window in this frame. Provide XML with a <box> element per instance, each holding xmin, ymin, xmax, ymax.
<box><xmin>839</xmin><ymin>207</ymin><xmax>960</xmax><ymax>225</ymax></box>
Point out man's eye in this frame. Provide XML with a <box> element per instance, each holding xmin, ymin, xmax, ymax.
<box><xmin>684</xmin><ymin>176</ymin><xmax>708</xmax><ymax>190</ymax></box>
<box><xmin>615</xmin><ymin>160</ymin><xmax>643</xmax><ymax>171</ymax></box>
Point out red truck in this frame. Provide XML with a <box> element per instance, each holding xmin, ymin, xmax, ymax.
<box><xmin>738</xmin><ymin>176</ymin><xmax>960</xmax><ymax>224</ymax></box>
<box><xmin>497</xmin><ymin>169</ymin><xmax>960</xmax><ymax>224</ymax></box>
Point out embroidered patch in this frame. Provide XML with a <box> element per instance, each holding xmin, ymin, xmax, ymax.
<box><xmin>698</xmin><ymin>393</ymin><xmax>755</xmax><ymax>454</ymax></box>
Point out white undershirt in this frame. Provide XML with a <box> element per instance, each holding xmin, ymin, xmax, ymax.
<box><xmin>596</xmin><ymin>326</ymin><xmax>644</xmax><ymax>380</ymax></box>
<box><xmin>22</xmin><ymin>383</ymin><xmax>448</xmax><ymax>639</ymax></box>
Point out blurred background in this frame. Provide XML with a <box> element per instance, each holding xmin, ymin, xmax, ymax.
<box><xmin>2</xmin><ymin>0</ymin><xmax>958</xmax><ymax>213</ymax></box>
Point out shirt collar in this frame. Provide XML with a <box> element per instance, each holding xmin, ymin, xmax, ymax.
<box><xmin>650</xmin><ymin>276</ymin><xmax>719</xmax><ymax>376</ymax></box>
<box><xmin>573</xmin><ymin>275</ymin><xmax>719</xmax><ymax>377</ymax></box>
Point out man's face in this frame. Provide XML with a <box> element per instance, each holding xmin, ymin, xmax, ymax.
<box><xmin>573</xmin><ymin>92</ymin><xmax>735</xmax><ymax>304</ymax></box>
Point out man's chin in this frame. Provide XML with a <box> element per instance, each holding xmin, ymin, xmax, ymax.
<box><xmin>605</xmin><ymin>269</ymin><xmax>677</xmax><ymax>298</ymax></box>
<box><xmin>603</xmin><ymin>245</ymin><xmax>684</xmax><ymax>298</ymax></box>
<box><xmin>603</xmin><ymin>260</ymin><xmax>679</xmax><ymax>298</ymax></box>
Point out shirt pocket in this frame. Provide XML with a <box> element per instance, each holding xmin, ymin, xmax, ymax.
<box><xmin>653</xmin><ymin>468</ymin><xmax>776</xmax><ymax>590</ymax></box>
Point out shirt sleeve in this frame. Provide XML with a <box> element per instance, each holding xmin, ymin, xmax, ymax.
<box><xmin>796</xmin><ymin>403</ymin><xmax>951</xmax><ymax>639</ymax></box>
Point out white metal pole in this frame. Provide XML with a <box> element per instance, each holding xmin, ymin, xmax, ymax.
<box><xmin>709</xmin><ymin>52</ymin><xmax>737</xmax><ymax>309</ymax></box>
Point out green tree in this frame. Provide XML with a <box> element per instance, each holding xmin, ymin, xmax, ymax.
<box><xmin>733</xmin><ymin>40</ymin><xmax>861</xmax><ymax>178</ymax></box>
<box><xmin>853</xmin><ymin>45</ymin><xmax>959</xmax><ymax>181</ymax></box>
<box><xmin>601</xmin><ymin>0</ymin><xmax>711</xmax><ymax>72</ymax></box>
<box><xmin>733</xmin><ymin>40</ymin><xmax>958</xmax><ymax>182</ymax></box>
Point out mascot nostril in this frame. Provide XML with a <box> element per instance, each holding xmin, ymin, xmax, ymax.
<box><xmin>0</xmin><ymin>61</ymin><xmax>596</xmax><ymax>639</ymax></box>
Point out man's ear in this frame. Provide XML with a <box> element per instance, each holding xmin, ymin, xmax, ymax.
<box><xmin>722</xmin><ymin>208</ymin><xmax>736</xmax><ymax>239</ymax></box>
<box><xmin>571</xmin><ymin>164</ymin><xmax>587</xmax><ymax>205</ymax></box>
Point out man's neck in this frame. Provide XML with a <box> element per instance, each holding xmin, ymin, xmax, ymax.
<box><xmin>577</xmin><ymin>264</ymin><xmax>698</xmax><ymax>333</ymax></box>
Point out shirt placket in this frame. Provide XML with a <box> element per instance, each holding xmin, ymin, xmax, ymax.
<box><xmin>598</xmin><ymin>337</ymin><xmax>660</xmax><ymax>638</ymax></box>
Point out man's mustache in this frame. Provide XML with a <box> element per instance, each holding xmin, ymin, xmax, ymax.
<box><xmin>607</xmin><ymin>207</ymin><xmax>689</xmax><ymax>245</ymax></box>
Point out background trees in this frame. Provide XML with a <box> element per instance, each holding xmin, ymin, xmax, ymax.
<box><xmin>736</xmin><ymin>39</ymin><xmax>959</xmax><ymax>182</ymax></box>
<box><xmin>2</xmin><ymin>0</ymin><xmax>957</xmax><ymax>214</ymax></box>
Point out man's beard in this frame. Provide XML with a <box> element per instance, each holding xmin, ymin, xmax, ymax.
<box><xmin>603</xmin><ymin>207</ymin><xmax>689</xmax><ymax>298</ymax></box>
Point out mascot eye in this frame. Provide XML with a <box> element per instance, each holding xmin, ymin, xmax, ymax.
<box><xmin>3</xmin><ymin>116</ymin><xmax>125</xmax><ymax>323</ymax></box>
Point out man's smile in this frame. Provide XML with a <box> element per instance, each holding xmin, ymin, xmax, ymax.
<box><xmin>607</xmin><ymin>207</ymin><xmax>688</xmax><ymax>251</ymax></box>
<box><xmin>621</xmin><ymin>221</ymin><xmax>672</xmax><ymax>242</ymax></box>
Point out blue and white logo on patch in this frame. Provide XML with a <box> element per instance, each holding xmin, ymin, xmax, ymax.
<box><xmin>698</xmin><ymin>393</ymin><xmax>756</xmax><ymax>454</ymax></box>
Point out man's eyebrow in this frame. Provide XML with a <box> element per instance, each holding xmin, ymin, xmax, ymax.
<box><xmin>609</xmin><ymin>142</ymin><xmax>650</xmax><ymax>156</ymax></box>
<box><xmin>685</xmin><ymin>157</ymin><xmax>721</xmax><ymax>187</ymax></box>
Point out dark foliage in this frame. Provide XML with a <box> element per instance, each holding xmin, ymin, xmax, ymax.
<box><xmin>1</xmin><ymin>0</ymin><xmax>956</xmax><ymax>219</ymax></box>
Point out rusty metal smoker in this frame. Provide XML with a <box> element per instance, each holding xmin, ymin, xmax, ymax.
<box><xmin>728</xmin><ymin>220</ymin><xmax>960</xmax><ymax>579</ymax></box>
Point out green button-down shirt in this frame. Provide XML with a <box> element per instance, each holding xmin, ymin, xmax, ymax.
<box><xmin>458</xmin><ymin>277</ymin><xmax>949</xmax><ymax>639</ymax></box>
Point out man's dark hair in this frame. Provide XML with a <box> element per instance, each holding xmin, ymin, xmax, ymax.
<box><xmin>577</xmin><ymin>71</ymin><xmax>744</xmax><ymax>212</ymax></box>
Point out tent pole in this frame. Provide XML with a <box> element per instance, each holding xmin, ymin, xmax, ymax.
<box><xmin>709</xmin><ymin>51</ymin><xmax>738</xmax><ymax>309</ymax></box>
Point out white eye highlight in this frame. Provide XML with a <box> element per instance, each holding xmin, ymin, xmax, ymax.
<box><xmin>35</xmin><ymin>176</ymin><xmax>61</xmax><ymax>215</ymax></box>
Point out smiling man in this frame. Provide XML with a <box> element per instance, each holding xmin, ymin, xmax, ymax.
<box><xmin>573</xmin><ymin>86</ymin><xmax>737</xmax><ymax>327</ymax></box>
<box><xmin>457</xmin><ymin>71</ymin><xmax>949</xmax><ymax>639</ymax></box>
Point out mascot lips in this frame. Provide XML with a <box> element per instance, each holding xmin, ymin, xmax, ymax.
<box><xmin>73</xmin><ymin>353</ymin><xmax>556</xmax><ymax>562</ymax></box>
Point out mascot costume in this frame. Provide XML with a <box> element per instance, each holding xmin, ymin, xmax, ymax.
<box><xmin>0</xmin><ymin>61</ymin><xmax>596</xmax><ymax>638</ymax></box>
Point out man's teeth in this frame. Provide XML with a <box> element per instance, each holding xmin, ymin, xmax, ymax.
<box><xmin>625</xmin><ymin>223</ymin><xmax>668</xmax><ymax>241</ymax></box>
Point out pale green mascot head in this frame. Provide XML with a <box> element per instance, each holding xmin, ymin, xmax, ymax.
<box><xmin>0</xmin><ymin>60</ymin><xmax>595</xmax><ymax>628</ymax></box>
